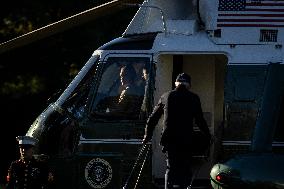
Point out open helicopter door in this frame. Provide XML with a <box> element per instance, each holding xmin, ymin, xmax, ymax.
<box><xmin>151</xmin><ymin>53</ymin><xmax>227</xmax><ymax>187</ymax></box>
<box><xmin>77</xmin><ymin>53</ymin><xmax>154</xmax><ymax>189</ymax></box>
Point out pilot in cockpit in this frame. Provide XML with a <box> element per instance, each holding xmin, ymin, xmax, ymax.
<box><xmin>93</xmin><ymin>64</ymin><xmax>144</xmax><ymax>119</ymax></box>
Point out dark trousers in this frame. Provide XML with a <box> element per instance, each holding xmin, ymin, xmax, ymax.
<box><xmin>165</xmin><ymin>146</ymin><xmax>192</xmax><ymax>189</ymax></box>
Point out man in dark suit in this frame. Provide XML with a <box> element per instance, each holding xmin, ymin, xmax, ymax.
<box><xmin>143</xmin><ymin>73</ymin><xmax>211</xmax><ymax>189</ymax></box>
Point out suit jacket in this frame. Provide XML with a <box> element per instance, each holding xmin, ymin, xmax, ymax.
<box><xmin>144</xmin><ymin>84</ymin><xmax>211</xmax><ymax>149</ymax></box>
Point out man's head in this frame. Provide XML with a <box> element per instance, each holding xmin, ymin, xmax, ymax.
<box><xmin>120</xmin><ymin>65</ymin><xmax>136</xmax><ymax>86</ymax></box>
<box><xmin>175</xmin><ymin>73</ymin><xmax>191</xmax><ymax>88</ymax></box>
<box><xmin>16</xmin><ymin>136</ymin><xmax>38</xmax><ymax>161</ymax></box>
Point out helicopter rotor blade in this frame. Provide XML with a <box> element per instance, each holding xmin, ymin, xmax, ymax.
<box><xmin>0</xmin><ymin>0</ymin><xmax>143</xmax><ymax>54</ymax></box>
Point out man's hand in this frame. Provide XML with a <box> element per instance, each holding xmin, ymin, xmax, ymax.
<box><xmin>48</xmin><ymin>172</ymin><xmax>54</xmax><ymax>182</ymax></box>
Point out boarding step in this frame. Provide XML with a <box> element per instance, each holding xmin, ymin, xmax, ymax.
<box><xmin>152</xmin><ymin>179</ymin><xmax>211</xmax><ymax>189</ymax></box>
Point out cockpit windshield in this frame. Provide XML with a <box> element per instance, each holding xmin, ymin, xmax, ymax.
<box><xmin>57</xmin><ymin>55</ymin><xmax>99</xmax><ymax>119</ymax></box>
<box><xmin>91</xmin><ymin>57</ymin><xmax>151</xmax><ymax>120</ymax></box>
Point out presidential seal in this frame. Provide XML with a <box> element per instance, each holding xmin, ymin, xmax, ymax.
<box><xmin>85</xmin><ymin>158</ymin><xmax>112</xmax><ymax>188</ymax></box>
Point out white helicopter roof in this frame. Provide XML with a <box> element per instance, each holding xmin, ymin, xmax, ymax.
<box><xmin>151</xmin><ymin>32</ymin><xmax>283</xmax><ymax>64</ymax></box>
<box><xmin>124</xmin><ymin>0</ymin><xmax>284</xmax><ymax>45</ymax></box>
<box><xmin>124</xmin><ymin>0</ymin><xmax>198</xmax><ymax>35</ymax></box>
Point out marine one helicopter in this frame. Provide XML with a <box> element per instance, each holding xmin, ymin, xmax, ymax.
<box><xmin>1</xmin><ymin>0</ymin><xmax>284</xmax><ymax>188</ymax></box>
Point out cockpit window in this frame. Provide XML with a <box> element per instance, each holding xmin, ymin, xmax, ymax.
<box><xmin>60</xmin><ymin>56</ymin><xmax>99</xmax><ymax>120</ymax></box>
<box><xmin>91</xmin><ymin>57</ymin><xmax>150</xmax><ymax>120</ymax></box>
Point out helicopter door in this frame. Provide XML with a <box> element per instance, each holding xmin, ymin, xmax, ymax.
<box><xmin>273</xmin><ymin>94</ymin><xmax>284</xmax><ymax>154</ymax></box>
<box><xmin>152</xmin><ymin>54</ymin><xmax>227</xmax><ymax>185</ymax></box>
<box><xmin>222</xmin><ymin>65</ymin><xmax>267</xmax><ymax>159</ymax></box>
<box><xmin>77</xmin><ymin>54</ymin><xmax>154</xmax><ymax>189</ymax></box>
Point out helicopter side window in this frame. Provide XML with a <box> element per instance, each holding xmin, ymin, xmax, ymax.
<box><xmin>61</xmin><ymin>61</ymin><xmax>98</xmax><ymax>120</ymax></box>
<box><xmin>39</xmin><ymin>57</ymin><xmax>99</xmax><ymax>157</ymax></box>
<box><xmin>91</xmin><ymin>57</ymin><xmax>150</xmax><ymax>120</ymax></box>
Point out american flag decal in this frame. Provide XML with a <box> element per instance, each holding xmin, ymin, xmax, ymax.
<box><xmin>217</xmin><ymin>0</ymin><xmax>284</xmax><ymax>27</ymax></box>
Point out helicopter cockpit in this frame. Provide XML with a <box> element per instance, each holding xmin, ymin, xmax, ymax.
<box><xmin>27</xmin><ymin>50</ymin><xmax>154</xmax><ymax>152</ymax></box>
<box><xmin>91</xmin><ymin>56</ymin><xmax>151</xmax><ymax>120</ymax></box>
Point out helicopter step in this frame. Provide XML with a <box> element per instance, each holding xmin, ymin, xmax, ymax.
<box><xmin>152</xmin><ymin>179</ymin><xmax>211</xmax><ymax>189</ymax></box>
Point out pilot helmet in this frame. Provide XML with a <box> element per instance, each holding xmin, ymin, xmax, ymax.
<box><xmin>16</xmin><ymin>136</ymin><xmax>38</xmax><ymax>148</ymax></box>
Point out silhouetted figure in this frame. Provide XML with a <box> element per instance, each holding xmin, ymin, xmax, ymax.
<box><xmin>143</xmin><ymin>73</ymin><xmax>211</xmax><ymax>189</ymax></box>
<box><xmin>6</xmin><ymin>136</ymin><xmax>54</xmax><ymax>189</ymax></box>
<box><xmin>93</xmin><ymin>64</ymin><xmax>144</xmax><ymax>119</ymax></box>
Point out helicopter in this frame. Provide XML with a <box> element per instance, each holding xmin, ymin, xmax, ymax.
<box><xmin>1</xmin><ymin>0</ymin><xmax>284</xmax><ymax>188</ymax></box>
